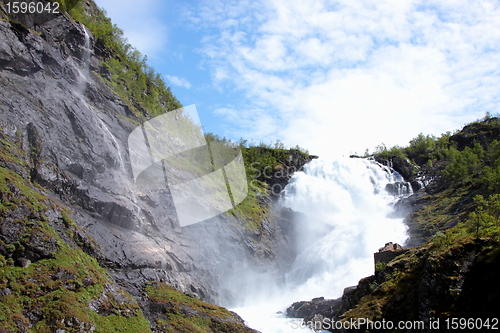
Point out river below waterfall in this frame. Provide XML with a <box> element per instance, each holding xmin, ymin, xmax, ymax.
<box><xmin>233</xmin><ymin>157</ymin><xmax>410</xmax><ymax>332</ymax></box>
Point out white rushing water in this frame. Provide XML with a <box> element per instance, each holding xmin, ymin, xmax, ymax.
<box><xmin>234</xmin><ymin>156</ymin><xmax>409</xmax><ymax>333</ymax></box>
<box><xmin>77</xmin><ymin>26</ymin><xmax>91</xmax><ymax>93</ymax></box>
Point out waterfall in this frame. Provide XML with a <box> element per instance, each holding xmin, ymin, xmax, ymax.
<box><xmin>82</xmin><ymin>27</ymin><xmax>90</xmax><ymax>68</ymax></box>
<box><xmin>95</xmin><ymin>116</ymin><xmax>125</xmax><ymax>171</ymax></box>
<box><xmin>73</xmin><ymin>29</ymin><xmax>145</xmax><ymax>228</ymax></box>
<box><xmin>77</xmin><ymin>25</ymin><xmax>91</xmax><ymax>94</ymax></box>
<box><xmin>234</xmin><ymin>156</ymin><xmax>409</xmax><ymax>332</ymax></box>
<box><xmin>92</xmin><ymin>108</ymin><xmax>143</xmax><ymax>220</ymax></box>
<box><xmin>281</xmin><ymin>157</ymin><xmax>408</xmax><ymax>300</ymax></box>
<box><xmin>79</xmin><ymin>98</ymin><xmax>143</xmax><ymax>225</ymax></box>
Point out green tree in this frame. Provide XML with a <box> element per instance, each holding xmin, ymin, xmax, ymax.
<box><xmin>274</xmin><ymin>140</ymin><xmax>286</xmax><ymax>150</ymax></box>
<box><xmin>468</xmin><ymin>194</ymin><xmax>500</xmax><ymax>239</ymax></box>
<box><xmin>443</xmin><ymin>145</ymin><xmax>483</xmax><ymax>186</ymax></box>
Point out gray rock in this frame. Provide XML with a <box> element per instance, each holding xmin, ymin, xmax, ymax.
<box><xmin>0</xmin><ymin>6</ymin><xmax>303</xmax><ymax>318</ymax></box>
<box><xmin>16</xmin><ymin>257</ymin><xmax>31</xmax><ymax>268</ymax></box>
<box><xmin>287</xmin><ymin>296</ymin><xmax>343</xmax><ymax>331</ymax></box>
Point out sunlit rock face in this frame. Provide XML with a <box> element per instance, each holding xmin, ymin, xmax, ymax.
<box><xmin>0</xmin><ymin>8</ymin><xmax>299</xmax><ymax>307</ymax></box>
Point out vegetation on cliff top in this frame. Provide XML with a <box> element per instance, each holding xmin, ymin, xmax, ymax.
<box><xmin>370</xmin><ymin>114</ymin><xmax>500</xmax><ymax>243</ymax></box>
<box><xmin>54</xmin><ymin>0</ymin><xmax>182</xmax><ymax>119</ymax></box>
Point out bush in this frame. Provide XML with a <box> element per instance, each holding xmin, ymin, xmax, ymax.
<box><xmin>468</xmin><ymin>194</ymin><xmax>500</xmax><ymax>239</ymax></box>
<box><xmin>442</xmin><ymin>145</ymin><xmax>482</xmax><ymax>186</ymax></box>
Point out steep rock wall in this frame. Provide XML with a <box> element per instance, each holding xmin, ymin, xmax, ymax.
<box><xmin>0</xmin><ymin>4</ymin><xmax>302</xmax><ymax>308</ymax></box>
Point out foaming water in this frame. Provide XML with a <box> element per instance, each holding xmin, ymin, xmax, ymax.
<box><xmin>234</xmin><ymin>156</ymin><xmax>408</xmax><ymax>332</ymax></box>
<box><xmin>232</xmin><ymin>305</ymin><xmax>316</xmax><ymax>333</ymax></box>
<box><xmin>282</xmin><ymin>157</ymin><xmax>408</xmax><ymax>299</ymax></box>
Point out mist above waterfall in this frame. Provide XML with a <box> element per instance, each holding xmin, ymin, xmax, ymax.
<box><xmin>281</xmin><ymin>157</ymin><xmax>408</xmax><ymax>300</ymax></box>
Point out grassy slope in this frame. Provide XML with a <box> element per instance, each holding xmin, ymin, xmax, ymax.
<box><xmin>0</xmin><ymin>160</ymin><xmax>256</xmax><ymax>332</ymax></box>
<box><xmin>144</xmin><ymin>282</ymin><xmax>254</xmax><ymax>333</ymax></box>
<box><xmin>0</xmin><ymin>163</ymin><xmax>152</xmax><ymax>332</ymax></box>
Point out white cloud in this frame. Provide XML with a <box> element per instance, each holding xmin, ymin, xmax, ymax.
<box><xmin>164</xmin><ymin>75</ymin><xmax>192</xmax><ymax>89</ymax></box>
<box><xmin>190</xmin><ymin>0</ymin><xmax>500</xmax><ymax>156</ymax></box>
<box><xmin>214</xmin><ymin>107</ymin><xmax>279</xmax><ymax>141</ymax></box>
<box><xmin>93</xmin><ymin>0</ymin><xmax>168</xmax><ymax>56</ymax></box>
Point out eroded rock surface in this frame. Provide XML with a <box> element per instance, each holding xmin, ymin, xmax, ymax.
<box><xmin>0</xmin><ymin>2</ymin><xmax>300</xmax><ymax>317</ymax></box>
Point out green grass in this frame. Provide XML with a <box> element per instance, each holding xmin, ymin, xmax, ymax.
<box><xmin>406</xmin><ymin>188</ymin><xmax>471</xmax><ymax>241</ymax></box>
<box><xmin>228</xmin><ymin>186</ymin><xmax>269</xmax><ymax>231</ymax></box>
<box><xmin>145</xmin><ymin>282</ymin><xmax>233</xmax><ymax>319</ymax></box>
<box><xmin>0</xmin><ymin>167</ymin><xmax>47</xmax><ymax>213</ymax></box>
<box><xmin>0</xmin><ymin>138</ymin><xmax>27</xmax><ymax>168</ymax></box>
<box><xmin>144</xmin><ymin>282</ymin><xmax>250</xmax><ymax>333</ymax></box>
<box><xmin>0</xmin><ymin>166</ymin><xmax>151</xmax><ymax>332</ymax></box>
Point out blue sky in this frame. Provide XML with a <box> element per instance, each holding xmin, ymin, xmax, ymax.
<box><xmin>93</xmin><ymin>0</ymin><xmax>500</xmax><ymax>157</ymax></box>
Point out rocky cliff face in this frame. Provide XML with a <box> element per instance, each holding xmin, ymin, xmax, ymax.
<box><xmin>0</xmin><ymin>2</ymin><xmax>309</xmax><ymax>329</ymax></box>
